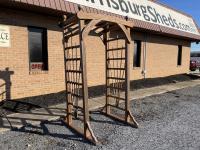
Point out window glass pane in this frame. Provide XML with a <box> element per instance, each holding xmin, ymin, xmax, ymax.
<box><xmin>177</xmin><ymin>45</ymin><xmax>182</xmax><ymax>66</ymax></box>
<box><xmin>29</xmin><ymin>28</ymin><xmax>43</xmax><ymax>62</ymax></box>
<box><xmin>134</xmin><ymin>40</ymin><xmax>141</xmax><ymax>67</ymax></box>
<box><xmin>134</xmin><ymin>41</ymin><xmax>138</xmax><ymax>67</ymax></box>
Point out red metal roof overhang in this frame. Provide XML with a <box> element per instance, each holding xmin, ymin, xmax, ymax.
<box><xmin>1</xmin><ymin>0</ymin><xmax>200</xmax><ymax>42</ymax></box>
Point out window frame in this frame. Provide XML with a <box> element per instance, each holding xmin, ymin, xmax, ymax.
<box><xmin>133</xmin><ymin>40</ymin><xmax>142</xmax><ymax>68</ymax></box>
<box><xmin>28</xmin><ymin>26</ymin><xmax>48</xmax><ymax>72</ymax></box>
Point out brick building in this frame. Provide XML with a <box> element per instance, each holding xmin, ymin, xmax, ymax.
<box><xmin>0</xmin><ymin>0</ymin><xmax>199</xmax><ymax>102</ymax></box>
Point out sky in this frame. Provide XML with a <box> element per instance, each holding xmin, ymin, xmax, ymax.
<box><xmin>159</xmin><ymin>0</ymin><xmax>200</xmax><ymax>52</ymax></box>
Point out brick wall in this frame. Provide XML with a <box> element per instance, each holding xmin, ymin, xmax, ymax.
<box><xmin>0</xmin><ymin>8</ymin><xmax>65</xmax><ymax>100</ymax></box>
<box><xmin>130</xmin><ymin>32</ymin><xmax>191</xmax><ymax>80</ymax></box>
<box><xmin>85</xmin><ymin>31</ymin><xmax>191</xmax><ymax>86</ymax></box>
<box><xmin>0</xmin><ymin>8</ymin><xmax>191</xmax><ymax>100</ymax></box>
<box><xmin>145</xmin><ymin>34</ymin><xmax>191</xmax><ymax>78</ymax></box>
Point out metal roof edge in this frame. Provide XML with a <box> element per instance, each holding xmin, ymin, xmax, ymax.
<box><xmin>1</xmin><ymin>0</ymin><xmax>200</xmax><ymax>41</ymax></box>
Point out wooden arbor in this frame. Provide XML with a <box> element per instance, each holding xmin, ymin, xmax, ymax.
<box><xmin>62</xmin><ymin>13</ymin><xmax>139</xmax><ymax>145</ymax></box>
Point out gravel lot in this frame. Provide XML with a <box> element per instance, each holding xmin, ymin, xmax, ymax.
<box><xmin>0</xmin><ymin>85</ymin><xmax>200</xmax><ymax>150</ymax></box>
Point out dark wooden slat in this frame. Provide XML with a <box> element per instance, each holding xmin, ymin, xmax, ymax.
<box><xmin>64</xmin><ymin>26</ymin><xmax>79</xmax><ymax>35</ymax></box>
<box><xmin>107</xmin><ymin>58</ymin><xmax>125</xmax><ymax>61</ymax></box>
<box><xmin>107</xmin><ymin>104</ymin><xmax>125</xmax><ymax>111</ymax></box>
<box><xmin>107</xmin><ymin>47</ymin><xmax>126</xmax><ymax>52</ymax></box>
<box><xmin>66</xmin><ymin>70</ymin><xmax>82</xmax><ymax>73</ymax></box>
<box><xmin>65</xmin><ymin>45</ymin><xmax>80</xmax><ymax>50</ymax></box>
<box><xmin>64</xmin><ymin>31</ymin><xmax>80</xmax><ymax>39</ymax></box>
<box><xmin>64</xmin><ymin>22</ymin><xmax>78</xmax><ymax>30</ymax></box>
<box><xmin>0</xmin><ymin>91</ymin><xmax>6</xmax><ymax>95</ymax></box>
<box><xmin>107</xmin><ymin>68</ymin><xmax>125</xmax><ymax>70</ymax></box>
<box><xmin>66</xmin><ymin>81</ymin><xmax>82</xmax><ymax>86</ymax></box>
<box><xmin>107</xmin><ymin>95</ymin><xmax>125</xmax><ymax>101</ymax></box>
<box><xmin>107</xmin><ymin>77</ymin><xmax>125</xmax><ymax>81</ymax></box>
<box><xmin>73</xmin><ymin>105</ymin><xmax>84</xmax><ymax>111</ymax></box>
<box><xmin>101</xmin><ymin>111</ymin><xmax>133</xmax><ymax>126</ymax></box>
<box><xmin>66</xmin><ymin>58</ymin><xmax>81</xmax><ymax>61</ymax></box>
<box><xmin>0</xmin><ymin>83</ymin><xmax>6</xmax><ymax>87</ymax></box>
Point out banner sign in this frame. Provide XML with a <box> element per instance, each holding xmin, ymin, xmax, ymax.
<box><xmin>0</xmin><ymin>25</ymin><xmax>10</xmax><ymax>47</ymax></box>
<box><xmin>65</xmin><ymin>0</ymin><xmax>199</xmax><ymax>35</ymax></box>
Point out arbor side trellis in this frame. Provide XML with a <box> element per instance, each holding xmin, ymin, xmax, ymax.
<box><xmin>62</xmin><ymin>13</ymin><xmax>139</xmax><ymax>145</ymax></box>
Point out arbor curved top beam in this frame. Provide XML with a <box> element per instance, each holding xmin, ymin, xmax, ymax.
<box><xmin>82</xmin><ymin>19</ymin><xmax>132</xmax><ymax>44</ymax></box>
<box><xmin>82</xmin><ymin>19</ymin><xmax>102</xmax><ymax>39</ymax></box>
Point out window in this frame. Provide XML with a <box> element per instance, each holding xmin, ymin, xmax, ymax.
<box><xmin>133</xmin><ymin>40</ymin><xmax>141</xmax><ymax>67</ymax></box>
<box><xmin>177</xmin><ymin>45</ymin><xmax>182</xmax><ymax>66</ymax></box>
<box><xmin>28</xmin><ymin>27</ymin><xmax>48</xmax><ymax>71</ymax></box>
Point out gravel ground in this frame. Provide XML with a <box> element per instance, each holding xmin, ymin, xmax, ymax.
<box><xmin>0</xmin><ymin>85</ymin><xmax>200</xmax><ymax>150</ymax></box>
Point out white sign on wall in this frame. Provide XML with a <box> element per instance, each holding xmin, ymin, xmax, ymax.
<box><xmin>0</xmin><ymin>25</ymin><xmax>10</xmax><ymax>47</ymax></box>
<box><xmin>65</xmin><ymin>0</ymin><xmax>200</xmax><ymax>35</ymax></box>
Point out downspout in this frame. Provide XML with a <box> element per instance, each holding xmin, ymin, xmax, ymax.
<box><xmin>142</xmin><ymin>33</ymin><xmax>147</xmax><ymax>79</ymax></box>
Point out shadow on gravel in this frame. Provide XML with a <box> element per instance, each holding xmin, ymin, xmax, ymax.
<box><xmin>0</xmin><ymin>100</ymin><xmax>43</xmax><ymax>129</ymax></box>
<box><xmin>7</xmin><ymin>110</ymin><xmax>137</xmax><ymax>146</ymax></box>
<box><xmin>0</xmin><ymin>100</ymin><xmax>66</xmax><ymax>133</ymax></box>
<box><xmin>11</xmin><ymin>119</ymin><xmax>91</xmax><ymax>145</ymax></box>
<box><xmin>1</xmin><ymin>100</ymin><xmax>42</xmax><ymax>114</ymax></box>
<box><xmin>90</xmin><ymin>110</ymin><xmax>131</xmax><ymax>127</ymax></box>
